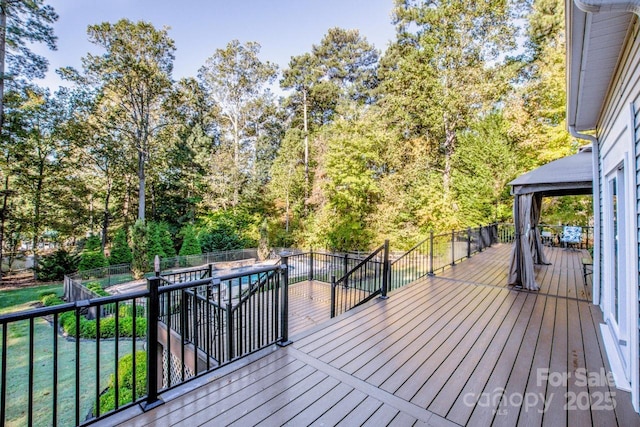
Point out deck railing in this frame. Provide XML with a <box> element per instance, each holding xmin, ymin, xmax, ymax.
<box><xmin>389</xmin><ymin>223</ymin><xmax>499</xmax><ymax>291</ymax></box>
<box><xmin>0</xmin><ymin>261</ymin><xmax>289</xmax><ymax>426</ymax></box>
<box><xmin>330</xmin><ymin>242</ymin><xmax>389</xmax><ymax>318</ymax></box>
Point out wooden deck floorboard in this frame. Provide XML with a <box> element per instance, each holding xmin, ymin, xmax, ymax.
<box><xmin>107</xmin><ymin>245</ymin><xmax>640</xmax><ymax>427</ymax></box>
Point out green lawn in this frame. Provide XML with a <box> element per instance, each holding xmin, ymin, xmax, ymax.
<box><xmin>0</xmin><ymin>284</ymin><xmax>62</xmax><ymax>315</ymax></box>
<box><xmin>0</xmin><ymin>284</ymin><xmax>145</xmax><ymax>426</ymax></box>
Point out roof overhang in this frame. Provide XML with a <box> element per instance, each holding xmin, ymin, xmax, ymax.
<box><xmin>566</xmin><ymin>0</ymin><xmax>637</xmax><ymax>132</ymax></box>
<box><xmin>509</xmin><ymin>147</ymin><xmax>594</xmax><ymax>196</ymax></box>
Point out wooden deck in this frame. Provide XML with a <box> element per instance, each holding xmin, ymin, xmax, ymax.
<box><xmin>103</xmin><ymin>244</ymin><xmax>640</xmax><ymax>426</ymax></box>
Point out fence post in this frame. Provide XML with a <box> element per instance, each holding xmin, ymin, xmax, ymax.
<box><xmin>479</xmin><ymin>225</ymin><xmax>484</xmax><ymax>252</ymax></box>
<box><xmin>330</xmin><ymin>275</ymin><xmax>336</xmax><ymax>318</ymax></box>
<box><xmin>381</xmin><ymin>240</ymin><xmax>390</xmax><ymax>298</ymax></box>
<box><xmin>142</xmin><ymin>274</ymin><xmax>163</xmax><ymax>411</ymax></box>
<box><xmin>451</xmin><ymin>230</ymin><xmax>455</xmax><ymax>266</ymax></box>
<box><xmin>428</xmin><ymin>231</ymin><xmax>434</xmax><ymax>276</ymax></box>
<box><xmin>278</xmin><ymin>257</ymin><xmax>292</xmax><ymax>346</ymax></box>
<box><xmin>308</xmin><ymin>250</ymin><xmax>314</xmax><ymax>282</ymax></box>
<box><xmin>226</xmin><ymin>298</ymin><xmax>234</xmax><ymax>361</ymax></box>
<box><xmin>467</xmin><ymin>227</ymin><xmax>472</xmax><ymax>258</ymax></box>
<box><xmin>343</xmin><ymin>254</ymin><xmax>349</xmax><ymax>288</ymax></box>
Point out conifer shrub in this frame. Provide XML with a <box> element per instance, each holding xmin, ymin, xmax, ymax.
<box><xmin>130</xmin><ymin>220</ymin><xmax>148</xmax><ymax>279</ymax></box>
<box><xmin>109</xmin><ymin>228</ymin><xmax>132</xmax><ymax>265</ymax></box>
<box><xmin>35</xmin><ymin>249</ymin><xmax>80</xmax><ymax>281</ymax></box>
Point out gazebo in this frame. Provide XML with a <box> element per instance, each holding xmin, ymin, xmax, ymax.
<box><xmin>508</xmin><ymin>146</ymin><xmax>594</xmax><ymax>290</ymax></box>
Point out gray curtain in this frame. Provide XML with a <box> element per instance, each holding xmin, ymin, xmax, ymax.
<box><xmin>508</xmin><ymin>193</ymin><xmax>540</xmax><ymax>291</ymax></box>
<box><xmin>531</xmin><ymin>193</ymin><xmax>550</xmax><ymax>265</ymax></box>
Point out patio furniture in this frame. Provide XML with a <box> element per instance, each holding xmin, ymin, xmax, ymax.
<box><xmin>541</xmin><ymin>230</ymin><xmax>553</xmax><ymax>246</ymax></box>
<box><xmin>560</xmin><ymin>225</ymin><xmax>582</xmax><ymax>250</ymax></box>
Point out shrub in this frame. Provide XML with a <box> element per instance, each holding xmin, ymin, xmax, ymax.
<box><xmin>146</xmin><ymin>222</ymin><xmax>166</xmax><ymax>261</ymax></box>
<box><xmin>158</xmin><ymin>222</ymin><xmax>176</xmax><ymax>258</ymax></box>
<box><xmin>41</xmin><ymin>294</ymin><xmax>64</xmax><ymax>307</ymax></box>
<box><xmin>36</xmin><ymin>249</ymin><xmax>80</xmax><ymax>281</ymax></box>
<box><xmin>78</xmin><ymin>251</ymin><xmax>109</xmax><ymax>272</ymax></box>
<box><xmin>98</xmin><ymin>351</ymin><xmax>147</xmax><ymax>414</ymax></box>
<box><xmin>130</xmin><ymin>220</ymin><xmax>148</xmax><ymax>279</ymax></box>
<box><xmin>109</xmin><ymin>228</ymin><xmax>132</xmax><ymax>265</ymax></box>
<box><xmin>86</xmin><ymin>282</ymin><xmax>109</xmax><ymax>297</ymax></box>
<box><xmin>178</xmin><ymin>224</ymin><xmax>201</xmax><ymax>256</ymax></box>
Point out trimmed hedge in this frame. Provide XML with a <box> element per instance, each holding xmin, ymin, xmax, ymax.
<box><xmin>97</xmin><ymin>351</ymin><xmax>147</xmax><ymax>414</ymax></box>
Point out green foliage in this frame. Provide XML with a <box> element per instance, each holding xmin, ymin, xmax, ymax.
<box><xmin>157</xmin><ymin>222</ymin><xmax>176</xmax><ymax>258</ymax></box>
<box><xmin>98</xmin><ymin>351</ymin><xmax>147</xmax><ymax>414</ymax></box>
<box><xmin>35</xmin><ymin>249</ymin><xmax>80</xmax><ymax>281</ymax></box>
<box><xmin>109</xmin><ymin>228</ymin><xmax>132</xmax><ymax>265</ymax></box>
<box><xmin>78</xmin><ymin>250</ymin><xmax>108</xmax><ymax>272</ymax></box>
<box><xmin>130</xmin><ymin>220</ymin><xmax>148</xmax><ymax>279</ymax></box>
<box><xmin>40</xmin><ymin>293</ymin><xmax>63</xmax><ymax>306</ymax></box>
<box><xmin>83</xmin><ymin>234</ymin><xmax>102</xmax><ymax>252</ymax></box>
<box><xmin>178</xmin><ymin>224</ymin><xmax>201</xmax><ymax>256</ymax></box>
<box><xmin>85</xmin><ymin>281</ymin><xmax>109</xmax><ymax>297</ymax></box>
<box><xmin>146</xmin><ymin>221</ymin><xmax>166</xmax><ymax>261</ymax></box>
<box><xmin>58</xmin><ymin>309</ymin><xmax>147</xmax><ymax>340</ymax></box>
<box><xmin>198</xmin><ymin>210</ymin><xmax>254</xmax><ymax>252</ymax></box>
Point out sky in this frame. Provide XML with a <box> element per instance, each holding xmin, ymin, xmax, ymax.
<box><xmin>33</xmin><ymin>0</ymin><xmax>397</xmax><ymax>92</ymax></box>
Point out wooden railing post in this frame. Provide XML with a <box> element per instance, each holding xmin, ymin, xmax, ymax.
<box><xmin>142</xmin><ymin>274</ymin><xmax>163</xmax><ymax>411</ymax></box>
<box><xmin>279</xmin><ymin>257</ymin><xmax>292</xmax><ymax>346</ymax></box>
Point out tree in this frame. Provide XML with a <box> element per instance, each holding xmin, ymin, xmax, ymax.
<box><xmin>129</xmin><ymin>219</ymin><xmax>147</xmax><ymax>279</ymax></box>
<box><xmin>109</xmin><ymin>227</ymin><xmax>132</xmax><ymax>265</ymax></box>
<box><xmin>0</xmin><ymin>0</ymin><xmax>57</xmax><ymax>282</ymax></box>
<box><xmin>78</xmin><ymin>234</ymin><xmax>108</xmax><ymax>271</ymax></box>
<box><xmin>198</xmin><ymin>40</ymin><xmax>277</xmax><ymax>206</ymax></box>
<box><xmin>0</xmin><ymin>0</ymin><xmax>57</xmax><ymax>135</ymax></box>
<box><xmin>9</xmin><ymin>86</ymin><xmax>71</xmax><ymax>273</ymax></box>
<box><xmin>157</xmin><ymin>222</ymin><xmax>176</xmax><ymax>258</ymax></box>
<box><xmin>146</xmin><ymin>221</ymin><xmax>165</xmax><ymax>261</ymax></box>
<box><xmin>60</xmin><ymin>19</ymin><xmax>175</xmax><ymax>221</ymax></box>
<box><xmin>178</xmin><ymin>224</ymin><xmax>200</xmax><ymax>256</ymax></box>
<box><xmin>281</xmin><ymin>28</ymin><xmax>379</xmax><ymax>201</ymax></box>
<box><xmin>312</xmin><ymin>104</ymin><xmax>381</xmax><ymax>251</ymax></box>
<box><xmin>383</xmin><ymin>0</ymin><xmax>517</xmax><ymax>198</ymax></box>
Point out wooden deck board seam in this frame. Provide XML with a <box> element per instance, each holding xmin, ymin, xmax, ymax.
<box><xmin>284</xmin><ymin>346</ymin><xmax>459</xmax><ymax>426</ymax></box>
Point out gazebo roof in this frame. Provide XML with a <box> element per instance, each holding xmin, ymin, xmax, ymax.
<box><xmin>509</xmin><ymin>146</ymin><xmax>593</xmax><ymax>196</ymax></box>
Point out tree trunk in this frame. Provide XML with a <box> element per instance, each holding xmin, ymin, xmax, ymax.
<box><xmin>138</xmin><ymin>149</ymin><xmax>145</xmax><ymax>220</ymax></box>
<box><xmin>32</xmin><ymin>163</ymin><xmax>44</xmax><ymax>279</ymax></box>
<box><xmin>0</xmin><ymin>2</ymin><xmax>7</xmax><ymax>283</ymax></box>
<box><xmin>442</xmin><ymin>125</ymin><xmax>456</xmax><ymax>198</ymax></box>
<box><xmin>0</xmin><ymin>0</ymin><xmax>7</xmax><ymax>137</ymax></box>
<box><xmin>101</xmin><ymin>178</ymin><xmax>112</xmax><ymax>251</ymax></box>
<box><xmin>0</xmin><ymin>176</ymin><xmax>9</xmax><ymax>283</ymax></box>
<box><xmin>232</xmin><ymin>115</ymin><xmax>240</xmax><ymax>206</ymax></box>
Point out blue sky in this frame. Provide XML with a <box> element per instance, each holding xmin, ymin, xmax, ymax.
<box><xmin>34</xmin><ymin>0</ymin><xmax>397</xmax><ymax>91</ymax></box>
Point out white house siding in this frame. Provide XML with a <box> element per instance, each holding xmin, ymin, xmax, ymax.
<box><xmin>595</xmin><ymin>16</ymin><xmax>640</xmax><ymax>411</ymax></box>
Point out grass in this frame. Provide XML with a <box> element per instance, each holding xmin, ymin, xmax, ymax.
<box><xmin>0</xmin><ymin>284</ymin><xmax>62</xmax><ymax>315</ymax></box>
<box><xmin>0</xmin><ymin>283</ymin><xmax>145</xmax><ymax>426</ymax></box>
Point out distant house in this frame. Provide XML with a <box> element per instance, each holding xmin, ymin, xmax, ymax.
<box><xmin>566</xmin><ymin>0</ymin><xmax>640</xmax><ymax>413</ymax></box>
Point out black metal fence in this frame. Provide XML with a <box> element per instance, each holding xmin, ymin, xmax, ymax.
<box><xmin>330</xmin><ymin>242</ymin><xmax>389</xmax><ymax>318</ymax></box>
<box><xmin>389</xmin><ymin>224</ymin><xmax>499</xmax><ymax>291</ymax></box>
<box><xmin>0</xmin><ymin>261</ymin><xmax>289</xmax><ymax>426</ymax></box>
<box><xmin>2</xmin><ymin>222</ymin><xmax>515</xmax><ymax>426</ymax></box>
